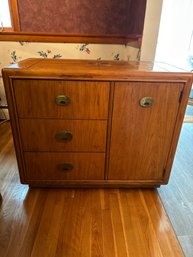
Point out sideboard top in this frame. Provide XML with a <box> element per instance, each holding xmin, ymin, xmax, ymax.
<box><xmin>2</xmin><ymin>58</ymin><xmax>193</xmax><ymax>82</ymax></box>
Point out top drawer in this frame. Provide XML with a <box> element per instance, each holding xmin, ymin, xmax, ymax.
<box><xmin>13</xmin><ymin>79</ymin><xmax>110</xmax><ymax>119</ymax></box>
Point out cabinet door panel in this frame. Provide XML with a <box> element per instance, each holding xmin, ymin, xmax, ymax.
<box><xmin>109</xmin><ymin>82</ymin><xmax>183</xmax><ymax>180</ymax></box>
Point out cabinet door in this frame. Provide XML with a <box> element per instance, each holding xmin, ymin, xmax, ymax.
<box><xmin>108</xmin><ymin>82</ymin><xmax>183</xmax><ymax>180</ymax></box>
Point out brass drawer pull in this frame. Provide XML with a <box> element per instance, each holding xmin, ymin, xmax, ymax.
<box><xmin>139</xmin><ymin>97</ymin><xmax>154</xmax><ymax>108</ymax></box>
<box><xmin>55</xmin><ymin>131</ymin><xmax>73</xmax><ymax>141</ymax></box>
<box><xmin>55</xmin><ymin>95</ymin><xmax>71</xmax><ymax>106</ymax></box>
<box><xmin>58</xmin><ymin>163</ymin><xmax>74</xmax><ymax>171</ymax></box>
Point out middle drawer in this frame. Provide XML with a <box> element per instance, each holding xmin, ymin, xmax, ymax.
<box><xmin>19</xmin><ymin>119</ymin><xmax>107</xmax><ymax>152</ymax></box>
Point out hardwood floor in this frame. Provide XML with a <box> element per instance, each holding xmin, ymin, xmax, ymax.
<box><xmin>0</xmin><ymin>122</ymin><xmax>185</xmax><ymax>257</ymax></box>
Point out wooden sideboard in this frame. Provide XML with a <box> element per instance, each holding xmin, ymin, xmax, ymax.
<box><xmin>2</xmin><ymin>59</ymin><xmax>193</xmax><ymax>187</ymax></box>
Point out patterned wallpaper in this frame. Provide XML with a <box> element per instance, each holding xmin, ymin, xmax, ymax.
<box><xmin>17</xmin><ymin>0</ymin><xmax>133</xmax><ymax>34</ymax></box>
<box><xmin>0</xmin><ymin>41</ymin><xmax>140</xmax><ymax>119</ymax></box>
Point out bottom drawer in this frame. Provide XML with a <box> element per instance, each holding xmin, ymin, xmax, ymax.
<box><xmin>24</xmin><ymin>152</ymin><xmax>105</xmax><ymax>181</ymax></box>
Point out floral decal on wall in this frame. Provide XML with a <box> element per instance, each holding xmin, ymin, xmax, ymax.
<box><xmin>38</xmin><ymin>50</ymin><xmax>62</xmax><ymax>59</ymax></box>
<box><xmin>113</xmin><ymin>53</ymin><xmax>120</xmax><ymax>61</ymax></box>
<box><xmin>10</xmin><ymin>49</ymin><xmax>62</xmax><ymax>64</ymax></box>
<box><xmin>10</xmin><ymin>51</ymin><xmax>22</xmax><ymax>63</ymax></box>
<box><xmin>6</xmin><ymin>41</ymin><xmax>139</xmax><ymax>66</ymax></box>
<box><xmin>19</xmin><ymin>42</ymin><xmax>30</xmax><ymax>46</ymax></box>
<box><xmin>79</xmin><ymin>44</ymin><xmax>91</xmax><ymax>54</ymax></box>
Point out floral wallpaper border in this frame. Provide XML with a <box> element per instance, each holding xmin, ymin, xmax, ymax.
<box><xmin>3</xmin><ymin>42</ymin><xmax>140</xmax><ymax>64</ymax></box>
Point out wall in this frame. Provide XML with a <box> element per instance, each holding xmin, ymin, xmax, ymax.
<box><xmin>140</xmin><ymin>0</ymin><xmax>163</xmax><ymax>61</ymax></box>
<box><xmin>17</xmin><ymin>0</ymin><xmax>146</xmax><ymax>35</ymax></box>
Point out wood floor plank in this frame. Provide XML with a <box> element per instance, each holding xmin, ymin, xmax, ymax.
<box><xmin>30</xmin><ymin>190</ymin><xmax>66</xmax><ymax>257</ymax></box>
<box><xmin>119</xmin><ymin>189</ymin><xmax>163</xmax><ymax>257</ymax></box>
<box><xmin>90</xmin><ymin>190</ymin><xmax>104</xmax><ymax>257</ymax></box>
<box><xmin>109</xmin><ymin>191</ymin><xmax>128</xmax><ymax>257</ymax></box>
<box><xmin>101</xmin><ymin>210</ymin><xmax>116</xmax><ymax>257</ymax></box>
<box><xmin>0</xmin><ymin>122</ymin><xmax>186</xmax><ymax>257</ymax></box>
<box><xmin>142</xmin><ymin>190</ymin><xmax>184</xmax><ymax>257</ymax></box>
<box><xmin>17</xmin><ymin>190</ymin><xmax>48</xmax><ymax>257</ymax></box>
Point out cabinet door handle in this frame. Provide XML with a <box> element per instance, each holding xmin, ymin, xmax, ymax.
<box><xmin>55</xmin><ymin>131</ymin><xmax>73</xmax><ymax>141</ymax></box>
<box><xmin>55</xmin><ymin>95</ymin><xmax>71</xmax><ymax>106</ymax></box>
<box><xmin>139</xmin><ymin>97</ymin><xmax>154</xmax><ymax>107</ymax></box>
<box><xmin>57</xmin><ymin>163</ymin><xmax>74</xmax><ymax>171</ymax></box>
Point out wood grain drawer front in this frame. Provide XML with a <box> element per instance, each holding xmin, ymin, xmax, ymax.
<box><xmin>24</xmin><ymin>152</ymin><xmax>105</xmax><ymax>180</ymax></box>
<box><xmin>13</xmin><ymin>79</ymin><xmax>110</xmax><ymax>119</ymax></box>
<box><xmin>109</xmin><ymin>81</ymin><xmax>184</xmax><ymax>180</ymax></box>
<box><xmin>19</xmin><ymin>119</ymin><xmax>107</xmax><ymax>152</ymax></box>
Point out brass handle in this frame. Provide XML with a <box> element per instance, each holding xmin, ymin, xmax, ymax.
<box><xmin>55</xmin><ymin>95</ymin><xmax>71</xmax><ymax>106</ymax></box>
<box><xmin>55</xmin><ymin>131</ymin><xmax>73</xmax><ymax>141</ymax></box>
<box><xmin>57</xmin><ymin>163</ymin><xmax>74</xmax><ymax>171</ymax></box>
<box><xmin>139</xmin><ymin>97</ymin><xmax>154</xmax><ymax>108</ymax></box>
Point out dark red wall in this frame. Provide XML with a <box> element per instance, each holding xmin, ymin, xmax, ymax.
<box><xmin>17</xmin><ymin>0</ymin><xmax>146</xmax><ymax>35</ymax></box>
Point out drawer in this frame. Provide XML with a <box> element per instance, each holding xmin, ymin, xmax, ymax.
<box><xmin>19</xmin><ymin>119</ymin><xmax>107</xmax><ymax>152</ymax></box>
<box><xmin>24</xmin><ymin>152</ymin><xmax>105</xmax><ymax>180</ymax></box>
<box><xmin>13</xmin><ymin>79</ymin><xmax>110</xmax><ymax>119</ymax></box>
